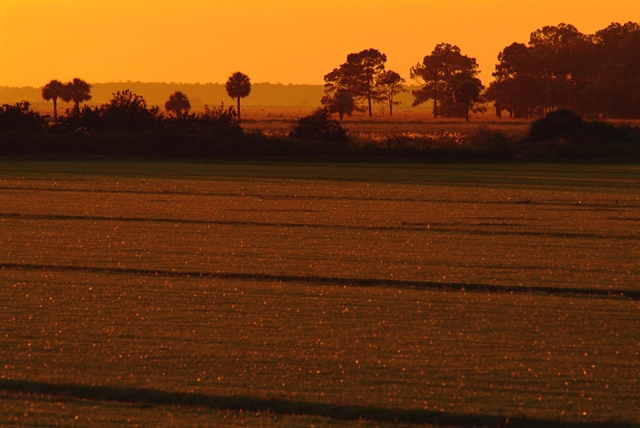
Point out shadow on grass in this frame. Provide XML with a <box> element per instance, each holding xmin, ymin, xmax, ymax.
<box><xmin>0</xmin><ymin>379</ymin><xmax>635</xmax><ymax>428</ymax></box>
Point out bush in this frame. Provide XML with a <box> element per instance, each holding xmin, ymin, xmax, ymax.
<box><xmin>525</xmin><ymin>109</ymin><xmax>584</xmax><ymax>143</ymax></box>
<box><xmin>289</xmin><ymin>108</ymin><xmax>349</xmax><ymax>143</ymax></box>
<box><xmin>196</xmin><ymin>103</ymin><xmax>243</xmax><ymax>136</ymax></box>
<box><xmin>0</xmin><ymin>102</ymin><xmax>46</xmax><ymax>133</ymax></box>
<box><xmin>521</xmin><ymin>109</ymin><xmax>640</xmax><ymax>160</ymax></box>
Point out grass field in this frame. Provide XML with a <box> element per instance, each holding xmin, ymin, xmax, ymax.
<box><xmin>1</xmin><ymin>160</ymin><xmax>639</xmax><ymax>427</ymax></box>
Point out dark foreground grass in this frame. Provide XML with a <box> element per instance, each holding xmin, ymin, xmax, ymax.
<box><xmin>1</xmin><ymin>380</ymin><xmax>634</xmax><ymax>428</ymax></box>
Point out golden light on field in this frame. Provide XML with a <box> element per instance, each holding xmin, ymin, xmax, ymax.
<box><xmin>0</xmin><ymin>1</ymin><xmax>638</xmax><ymax>86</ymax></box>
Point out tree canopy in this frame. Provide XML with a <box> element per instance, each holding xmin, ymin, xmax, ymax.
<box><xmin>453</xmin><ymin>76</ymin><xmax>484</xmax><ymax>121</ymax></box>
<box><xmin>486</xmin><ymin>21</ymin><xmax>640</xmax><ymax>119</ymax></box>
<box><xmin>225</xmin><ymin>72</ymin><xmax>251</xmax><ymax>121</ymax></box>
<box><xmin>323</xmin><ymin>48</ymin><xmax>388</xmax><ymax>118</ymax></box>
<box><xmin>65</xmin><ymin>78</ymin><xmax>92</xmax><ymax>115</ymax></box>
<box><xmin>165</xmin><ymin>91</ymin><xmax>191</xmax><ymax>118</ymax></box>
<box><xmin>410</xmin><ymin>43</ymin><xmax>481</xmax><ymax>118</ymax></box>
<box><xmin>41</xmin><ymin>79</ymin><xmax>66</xmax><ymax>119</ymax></box>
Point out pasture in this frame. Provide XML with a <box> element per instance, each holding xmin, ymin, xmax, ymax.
<box><xmin>1</xmin><ymin>160</ymin><xmax>639</xmax><ymax>427</ymax></box>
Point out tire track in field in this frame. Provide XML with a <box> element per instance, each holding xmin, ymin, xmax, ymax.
<box><xmin>0</xmin><ymin>379</ymin><xmax>635</xmax><ymax>428</ymax></box>
<box><xmin>1</xmin><ymin>262</ymin><xmax>637</xmax><ymax>300</ymax></box>
<box><xmin>2</xmin><ymin>212</ymin><xmax>639</xmax><ymax>240</ymax></box>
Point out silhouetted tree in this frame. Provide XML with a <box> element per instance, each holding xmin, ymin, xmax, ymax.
<box><xmin>321</xmin><ymin>89</ymin><xmax>362</xmax><ymax>121</ymax></box>
<box><xmin>378</xmin><ymin>70</ymin><xmax>406</xmax><ymax>117</ymax></box>
<box><xmin>41</xmin><ymin>79</ymin><xmax>66</xmax><ymax>119</ymax></box>
<box><xmin>225</xmin><ymin>72</ymin><xmax>251</xmax><ymax>121</ymax></box>
<box><xmin>323</xmin><ymin>49</ymin><xmax>387</xmax><ymax>117</ymax></box>
<box><xmin>410</xmin><ymin>43</ymin><xmax>479</xmax><ymax>118</ymax></box>
<box><xmin>584</xmin><ymin>22</ymin><xmax>640</xmax><ymax>118</ymax></box>
<box><xmin>528</xmin><ymin>24</ymin><xmax>595</xmax><ymax>112</ymax></box>
<box><xmin>485</xmin><ymin>42</ymin><xmax>543</xmax><ymax>118</ymax></box>
<box><xmin>65</xmin><ymin>78</ymin><xmax>92</xmax><ymax>115</ymax></box>
<box><xmin>453</xmin><ymin>76</ymin><xmax>484</xmax><ymax>121</ymax></box>
<box><xmin>165</xmin><ymin>91</ymin><xmax>191</xmax><ymax>118</ymax></box>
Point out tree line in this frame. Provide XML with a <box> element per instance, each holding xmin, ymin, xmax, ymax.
<box><xmin>486</xmin><ymin>22</ymin><xmax>640</xmax><ymax>119</ymax></box>
<box><xmin>321</xmin><ymin>21</ymin><xmax>640</xmax><ymax>121</ymax></box>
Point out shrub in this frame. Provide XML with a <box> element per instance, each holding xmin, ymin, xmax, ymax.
<box><xmin>521</xmin><ymin>109</ymin><xmax>640</xmax><ymax>160</ymax></box>
<box><xmin>0</xmin><ymin>102</ymin><xmax>45</xmax><ymax>133</ymax></box>
<box><xmin>289</xmin><ymin>108</ymin><xmax>349</xmax><ymax>143</ymax></box>
<box><xmin>196</xmin><ymin>103</ymin><xmax>243</xmax><ymax>136</ymax></box>
<box><xmin>99</xmin><ymin>90</ymin><xmax>161</xmax><ymax>133</ymax></box>
<box><xmin>525</xmin><ymin>109</ymin><xmax>585</xmax><ymax>143</ymax></box>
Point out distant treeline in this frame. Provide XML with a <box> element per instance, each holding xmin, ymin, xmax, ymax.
<box><xmin>0</xmin><ymin>82</ymin><xmax>326</xmax><ymax>109</ymax></box>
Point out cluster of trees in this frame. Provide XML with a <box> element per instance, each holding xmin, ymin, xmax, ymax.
<box><xmin>322</xmin><ymin>21</ymin><xmax>640</xmax><ymax>121</ymax></box>
<box><xmin>321</xmin><ymin>46</ymin><xmax>483</xmax><ymax>121</ymax></box>
<box><xmin>41</xmin><ymin>78</ymin><xmax>92</xmax><ymax>119</ymax></box>
<box><xmin>410</xmin><ymin>43</ymin><xmax>484</xmax><ymax>120</ymax></box>
<box><xmin>321</xmin><ymin>49</ymin><xmax>407</xmax><ymax>119</ymax></box>
<box><xmin>486</xmin><ymin>22</ymin><xmax>640</xmax><ymax>119</ymax></box>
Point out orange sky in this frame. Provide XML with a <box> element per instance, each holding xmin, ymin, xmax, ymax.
<box><xmin>1</xmin><ymin>0</ymin><xmax>637</xmax><ymax>87</ymax></box>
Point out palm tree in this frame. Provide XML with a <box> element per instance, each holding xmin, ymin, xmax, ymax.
<box><xmin>65</xmin><ymin>78</ymin><xmax>92</xmax><ymax>115</ymax></box>
<box><xmin>164</xmin><ymin>91</ymin><xmax>191</xmax><ymax>118</ymax></box>
<box><xmin>41</xmin><ymin>79</ymin><xmax>66</xmax><ymax>119</ymax></box>
<box><xmin>225</xmin><ymin>72</ymin><xmax>251</xmax><ymax>120</ymax></box>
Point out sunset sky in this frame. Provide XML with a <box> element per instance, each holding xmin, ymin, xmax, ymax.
<box><xmin>1</xmin><ymin>0</ymin><xmax>637</xmax><ymax>88</ymax></box>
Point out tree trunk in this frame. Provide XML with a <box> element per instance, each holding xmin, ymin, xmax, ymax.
<box><xmin>389</xmin><ymin>99</ymin><xmax>393</xmax><ymax>117</ymax></box>
<box><xmin>368</xmin><ymin>94</ymin><xmax>372</xmax><ymax>117</ymax></box>
<box><xmin>53</xmin><ymin>97</ymin><xmax>58</xmax><ymax>119</ymax></box>
<box><xmin>237</xmin><ymin>96</ymin><xmax>241</xmax><ymax>121</ymax></box>
<box><xmin>465</xmin><ymin>106</ymin><xmax>469</xmax><ymax>122</ymax></box>
<box><xmin>433</xmin><ymin>82</ymin><xmax>438</xmax><ymax>118</ymax></box>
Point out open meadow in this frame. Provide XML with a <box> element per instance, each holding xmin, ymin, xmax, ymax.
<box><xmin>1</xmin><ymin>160</ymin><xmax>639</xmax><ymax>427</ymax></box>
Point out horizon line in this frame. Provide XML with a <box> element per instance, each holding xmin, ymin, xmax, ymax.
<box><xmin>0</xmin><ymin>81</ymin><xmax>338</xmax><ymax>89</ymax></box>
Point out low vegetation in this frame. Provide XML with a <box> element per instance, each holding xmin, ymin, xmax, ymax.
<box><xmin>0</xmin><ymin>95</ymin><xmax>639</xmax><ymax>160</ymax></box>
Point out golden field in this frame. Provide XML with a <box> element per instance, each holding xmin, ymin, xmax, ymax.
<box><xmin>1</xmin><ymin>161</ymin><xmax>639</xmax><ymax>427</ymax></box>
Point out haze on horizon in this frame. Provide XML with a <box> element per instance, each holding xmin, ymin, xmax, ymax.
<box><xmin>1</xmin><ymin>0</ymin><xmax>637</xmax><ymax>88</ymax></box>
